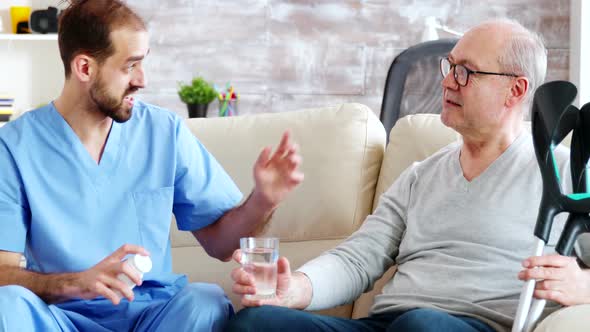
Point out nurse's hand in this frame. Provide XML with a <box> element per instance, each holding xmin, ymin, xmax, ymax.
<box><xmin>70</xmin><ymin>244</ymin><xmax>150</xmax><ymax>305</ymax></box>
<box><xmin>252</xmin><ymin>130</ymin><xmax>304</xmax><ymax>211</ymax></box>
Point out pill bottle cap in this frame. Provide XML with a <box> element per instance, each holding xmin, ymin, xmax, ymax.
<box><xmin>131</xmin><ymin>254</ymin><xmax>152</xmax><ymax>273</ymax></box>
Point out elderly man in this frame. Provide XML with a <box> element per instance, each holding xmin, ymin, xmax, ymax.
<box><xmin>226</xmin><ymin>19</ymin><xmax>590</xmax><ymax>332</ymax></box>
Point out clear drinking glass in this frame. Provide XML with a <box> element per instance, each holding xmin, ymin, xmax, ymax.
<box><xmin>239</xmin><ymin>237</ymin><xmax>279</xmax><ymax>300</ymax></box>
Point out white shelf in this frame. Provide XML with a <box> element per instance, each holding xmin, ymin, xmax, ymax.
<box><xmin>0</xmin><ymin>34</ymin><xmax>57</xmax><ymax>41</ymax></box>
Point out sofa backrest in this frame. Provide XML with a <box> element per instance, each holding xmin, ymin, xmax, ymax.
<box><xmin>373</xmin><ymin>114</ymin><xmax>461</xmax><ymax>207</ymax></box>
<box><xmin>169</xmin><ymin>103</ymin><xmax>386</xmax><ymax>313</ymax></box>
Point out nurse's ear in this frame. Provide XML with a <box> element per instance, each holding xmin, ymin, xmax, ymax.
<box><xmin>70</xmin><ymin>54</ymin><xmax>97</xmax><ymax>83</ymax></box>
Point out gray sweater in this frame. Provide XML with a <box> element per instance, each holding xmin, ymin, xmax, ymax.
<box><xmin>298</xmin><ymin>133</ymin><xmax>572</xmax><ymax>332</ymax></box>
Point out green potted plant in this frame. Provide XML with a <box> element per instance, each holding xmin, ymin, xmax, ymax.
<box><xmin>177</xmin><ymin>77</ymin><xmax>218</xmax><ymax>118</ymax></box>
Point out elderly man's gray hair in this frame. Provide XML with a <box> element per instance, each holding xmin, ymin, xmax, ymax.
<box><xmin>492</xmin><ymin>18</ymin><xmax>547</xmax><ymax>108</ymax></box>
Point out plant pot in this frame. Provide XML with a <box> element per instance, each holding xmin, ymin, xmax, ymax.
<box><xmin>187</xmin><ymin>103</ymin><xmax>209</xmax><ymax>118</ymax></box>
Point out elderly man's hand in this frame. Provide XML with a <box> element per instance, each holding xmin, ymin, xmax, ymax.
<box><xmin>518</xmin><ymin>254</ymin><xmax>590</xmax><ymax>306</ymax></box>
<box><xmin>230</xmin><ymin>249</ymin><xmax>294</xmax><ymax>308</ymax></box>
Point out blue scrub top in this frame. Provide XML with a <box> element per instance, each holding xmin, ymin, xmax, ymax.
<box><xmin>0</xmin><ymin>101</ymin><xmax>242</xmax><ymax>286</ymax></box>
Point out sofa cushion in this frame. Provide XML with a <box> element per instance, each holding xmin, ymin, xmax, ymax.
<box><xmin>169</xmin><ymin>103</ymin><xmax>386</xmax><ymax>312</ymax></box>
<box><xmin>534</xmin><ymin>304</ymin><xmax>590</xmax><ymax>332</ymax></box>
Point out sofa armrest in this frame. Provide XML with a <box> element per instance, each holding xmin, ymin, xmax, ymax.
<box><xmin>534</xmin><ymin>304</ymin><xmax>590</xmax><ymax>332</ymax></box>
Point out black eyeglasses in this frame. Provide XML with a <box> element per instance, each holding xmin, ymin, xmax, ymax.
<box><xmin>439</xmin><ymin>57</ymin><xmax>519</xmax><ymax>87</ymax></box>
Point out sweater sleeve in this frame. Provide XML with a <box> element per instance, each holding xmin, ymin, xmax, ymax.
<box><xmin>297</xmin><ymin>163</ymin><xmax>418</xmax><ymax>311</ymax></box>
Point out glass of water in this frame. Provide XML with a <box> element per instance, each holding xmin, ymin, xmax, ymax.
<box><xmin>240</xmin><ymin>237</ymin><xmax>279</xmax><ymax>300</ymax></box>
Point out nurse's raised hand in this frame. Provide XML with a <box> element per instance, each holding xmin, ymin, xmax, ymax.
<box><xmin>69</xmin><ymin>244</ymin><xmax>150</xmax><ymax>305</ymax></box>
<box><xmin>252</xmin><ymin>130</ymin><xmax>304</xmax><ymax>212</ymax></box>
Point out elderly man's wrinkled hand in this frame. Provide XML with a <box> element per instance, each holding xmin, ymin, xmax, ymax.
<box><xmin>230</xmin><ymin>249</ymin><xmax>293</xmax><ymax>308</ymax></box>
<box><xmin>518</xmin><ymin>254</ymin><xmax>590</xmax><ymax>306</ymax></box>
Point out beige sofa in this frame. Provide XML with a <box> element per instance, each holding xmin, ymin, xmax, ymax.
<box><xmin>170</xmin><ymin>103</ymin><xmax>588</xmax><ymax>331</ymax></box>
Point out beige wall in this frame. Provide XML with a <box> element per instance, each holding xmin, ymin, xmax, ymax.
<box><xmin>0</xmin><ymin>1</ymin><xmax>570</xmax><ymax>118</ymax></box>
<box><xmin>129</xmin><ymin>0</ymin><xmax>570</xmax><ymax>118</ymax></box>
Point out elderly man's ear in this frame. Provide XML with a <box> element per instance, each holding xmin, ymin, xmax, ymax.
<box><xmin>505</xmin><ymin>77</ymin><xmax>529</xmax><ymax>108</ymax></box>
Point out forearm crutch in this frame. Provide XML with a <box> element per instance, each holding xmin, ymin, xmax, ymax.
<box><xmin>512</xmin><ymin>81</ymin><xmax>590</xmax><ymax>332</ymax></box>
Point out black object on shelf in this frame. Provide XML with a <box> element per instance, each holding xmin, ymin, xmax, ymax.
<box><xmin>30</xmin><ymin>7</ymin><xmax>59</xmax><ymax>34</ymax></box>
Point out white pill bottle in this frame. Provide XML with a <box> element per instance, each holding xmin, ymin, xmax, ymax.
<box><xmin>117</xmin><ymin>254</ymin><xmax>152</xmax><ymax>295</ymax></box>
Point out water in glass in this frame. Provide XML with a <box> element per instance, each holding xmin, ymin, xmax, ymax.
<box><xmin>242</xmin><ymin>247</ymin><xmax>278</xmax><ymax>299</ymax></box>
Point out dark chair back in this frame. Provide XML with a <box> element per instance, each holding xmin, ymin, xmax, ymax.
<box><xmin>380</xmin><ymin>39</ymin><xmax>458</xmax><ymax>141</ymax></box>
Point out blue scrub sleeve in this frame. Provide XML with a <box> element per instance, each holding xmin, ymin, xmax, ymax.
<box><xmin>0</xmin><ymin>140</ymin><xmax>29</xmax><ymax>253</ymax></box>
<box><xmin>172</xmin><ymin>120</ymin><xmax>243</xmax><ymax>231</ymax></box>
